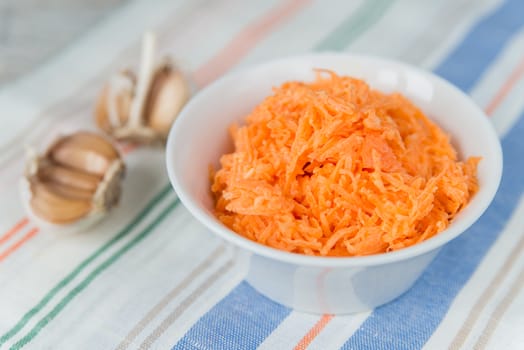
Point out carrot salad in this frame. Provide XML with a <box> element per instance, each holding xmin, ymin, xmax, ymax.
<box><xmin>211</xmin><ymin>71</ymin><xmax>480</xmax><ymax>257</ymax></box>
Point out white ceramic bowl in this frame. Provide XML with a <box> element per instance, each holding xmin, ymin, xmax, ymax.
<box><xmin>166</xmin><ymin>53</ymin><xmax>502</xmax><ymax>314</ymax></box>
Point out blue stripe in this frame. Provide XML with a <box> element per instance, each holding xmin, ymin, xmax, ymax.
<box><xmin>173</xmin><ymin>282</ymin><xmax>291</xmax><ymax>350</ymax></box>
<box><xmin>434</xmin><ymin>0</ymin><xmax>524</xmax><ymax>91</ymax></box>
<box><xmin>342</xmin><ymin>110</ymin><xmax>524</xmax><ymax>349</ymax></box>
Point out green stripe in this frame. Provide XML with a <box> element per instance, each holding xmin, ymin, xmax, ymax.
<box><xmin>0</xmin><ymin>184</ymin><xmax>172</xmax><ymax>347</ymax></box>
<box><xmin>315</xmin><ymin>0</ymin><xmax>394</xmax><ymax>51</ymax></box>
<box><xmin>11</xmin><ymin>198</ymin><xmax>181</xmax><ymax>350</ymax></box>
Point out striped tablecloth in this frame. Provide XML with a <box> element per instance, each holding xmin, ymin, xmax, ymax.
<box><xmin>0</xmin><ymin>0</ymin><xmax>523</xmax><ymax>349</ymax></box>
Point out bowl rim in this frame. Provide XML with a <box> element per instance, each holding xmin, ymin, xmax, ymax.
<box><xmin>166</xmin><ymin>52</ymin><xmax>503</xmax><ymax>267</ymax></box>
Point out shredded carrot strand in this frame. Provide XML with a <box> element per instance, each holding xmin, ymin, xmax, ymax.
<box><xmin>211</xmin><ymin>71</ymin><xmax>480</xmax><ymax>257</ymax></box>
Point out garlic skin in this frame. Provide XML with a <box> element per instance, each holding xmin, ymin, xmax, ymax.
<box><xmin>95</xmin><ymin>32</ymin><xmax>190</xmax><ymax>144</ymax></box>
<box><xmin>22</xmin><ymin>131</ymin><xmax>125</xmax><ymax>231</ymax></box>
<box><xmin>95</xmin><ymin>71</ymin><xmax>135</xmax><ymax>134</ymax></box>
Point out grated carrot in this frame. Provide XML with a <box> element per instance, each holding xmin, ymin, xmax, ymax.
<box><xmin>211</xmin><ymin>71</ymin><xmax>480</xmax><ymax>257</ymax></box>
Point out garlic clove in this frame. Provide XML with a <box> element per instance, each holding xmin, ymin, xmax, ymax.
<box><xmin>38</xmin><ymin>163</ymin><xmax>101</xmax><ymax>193</ymax></box>
<box><xmin>95</xmin><ymin>32</ymin><xmax>190</xmax><ymax>145</ymax></box>
<box><xmin>48</xmin><ymin>132</ymin><xmax>119</xmax><ymax>177</ymax></box>
<box><xmin>23</xmin><ymin>131</ymin><xmax>126</xmax><ymax>230</ymax></box>
<box><xmin>145</xmin><ymin>63</ymin><xmax>190</xmax><ymax>139</ymax></box>
<box><xmin>29</xmin><ymin>180</ymin><xmax>93</xmax><ymax>224</ymax></box>
<box><xmin>44</xmin><ymin>181</ymin><xmax>95</xmax><ymax>202</ymax></box>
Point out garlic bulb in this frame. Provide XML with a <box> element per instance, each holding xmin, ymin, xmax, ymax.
<box><xmin>95</xmin><ymin>32</ymin><xmax>190</xmax><ymax>144</ymax></box>
<box><xmin>22</xmin><ymin>131</ymin><xmax>125</xmax><ymax>229</ymax></box>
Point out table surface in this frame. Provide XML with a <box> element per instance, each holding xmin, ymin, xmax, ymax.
<box><xmin>0</xmin><ymin>0</ymin><xmax>127</xmax><ymax>86</ymax></box>
<box><xmin>0</xmin><ymin>0</ymin><xmax>523</xmax><ymax>349</ymax></box>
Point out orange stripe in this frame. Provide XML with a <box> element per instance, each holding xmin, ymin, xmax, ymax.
<box><xmin>485</xmin><ymin>56</ymin><xmax>524</xmax><ymax>116</ymax></box>
<box><xmin>294</xmin><ymin>314</ymin><xmax>334</xmax><ymax>350</ymax></box>
<box><xmin>0</xmin><ymin>218</ymin><xmax>29</xmax><ymax>246</ymax></box>
<box><xmin>120</xmin><ymin>143</ymin><xmax>138</xmax><ymax>155</ymax></box>
<box><xmin>0</xmin><ymin>227</ymin><xmax>39</xmax><ymax>262</ymax></box>
<box><xmin>193</xmin><ymin>0</ymin><xmax>311</xmax><ymax>87</ymax></box>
